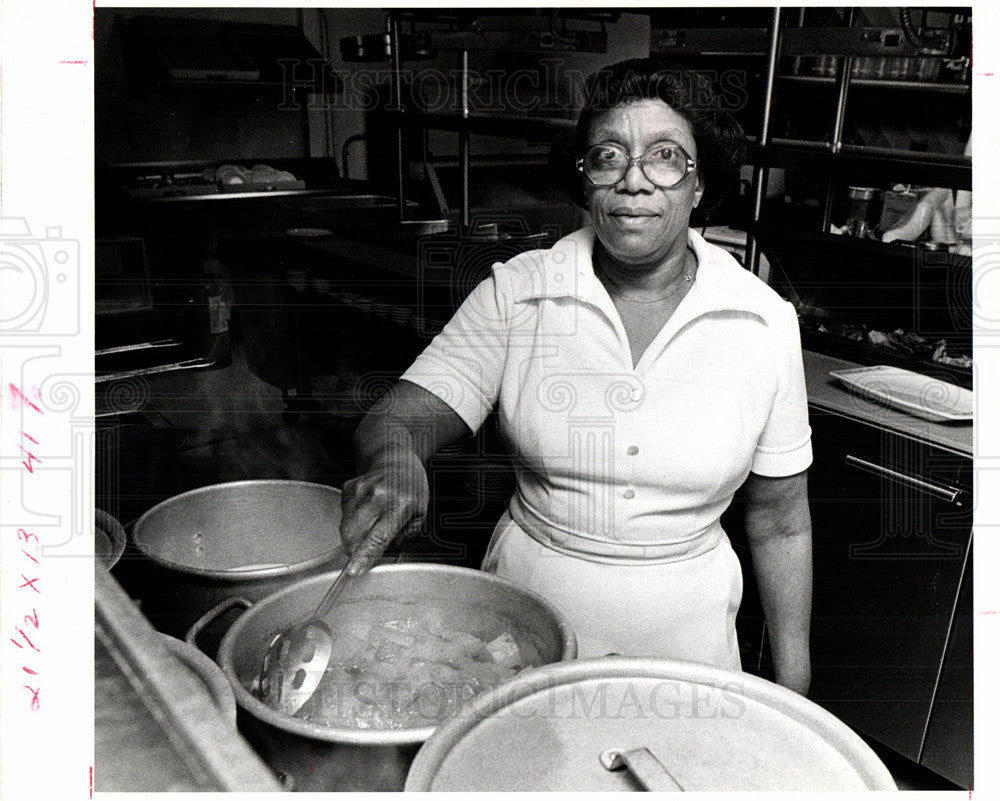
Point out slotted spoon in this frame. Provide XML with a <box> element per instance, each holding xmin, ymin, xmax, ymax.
<box><xmin>257</xmin><ymin>545</ymin><xmax>371</xmax><ymax>716</ymax></box>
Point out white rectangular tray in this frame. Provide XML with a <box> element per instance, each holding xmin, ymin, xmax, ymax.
<box><xmin>829</xmin><ymin>366</ymin><xmax>973</xmax><ymax>423</ymax></box>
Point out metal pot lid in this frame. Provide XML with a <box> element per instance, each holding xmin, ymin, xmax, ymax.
<box><xmin>405</xmin><ymin>657</ymin><xmax>896</xmax><ymax>792</ymax></box>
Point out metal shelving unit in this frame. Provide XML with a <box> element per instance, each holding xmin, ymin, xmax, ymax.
<box><xmin>652</xmin><ymin>8</ymin><xmax>971</xmax><ymax>272</ymax></box>
<box><xmin>380</xmin><ymin>10</ymin><xmax>611</xmax><ymax>230</ymax></box>
<box><xmin>746</xmin><ymin>142</ymin><xmax>971</xmax><ymax>190</ymax></box>
<box><xmin>777</xmin><ymin>74</ymin><xmax>969</xmax><ymax>93</ymax></box>
<box><xmin>384</xmin><ymin>110</ymin><xmax>575</xmax><ymax>139</ymax></box>
<box><xmin>376</xmin><ymin>9</ymin><xmax>971</xmax><ymax>259</ymax></box>
<box><xmin>736</xmin><ymin>9</ymin><xmax>971</xmax><ymax>272</ymax></box>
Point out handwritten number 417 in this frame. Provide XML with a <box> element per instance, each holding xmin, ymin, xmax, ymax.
<box><xmin>9</xmin><ymin>384</ymin><xmax>43</xmax><ymax>472</ymax></box>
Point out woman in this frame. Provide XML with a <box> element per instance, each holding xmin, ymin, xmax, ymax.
<box><xmin>340</xmin><ymin>58</ymin><xmax>813</xmax><ymax>694</ymax></box>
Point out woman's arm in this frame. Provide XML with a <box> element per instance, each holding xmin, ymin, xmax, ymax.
<box><xmin>340</xmin><ymin>380</ymin><xmax>471</xmax><ymax>573</ymax></box>
<box><xmin>743</xmin><ymin>469</ymin><xmax>813</xmax><ymax>695</ymax></box>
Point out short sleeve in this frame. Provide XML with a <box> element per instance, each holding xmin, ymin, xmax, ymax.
<box><xmin>750</xmin><ymin>301</ymin><xmax>813</xmax><ymax>476</ymax></box>
<box><xmin>400</xmin><ymin>274</ymin><xmax>508</xmax><ymax>434</ymax></box>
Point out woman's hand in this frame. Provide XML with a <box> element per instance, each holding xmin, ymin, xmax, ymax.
<box><xmin>339</xmin><ymin>449</ymin><xmax>429</xmax><ymax>575</ymax></box>
<box><xmin>341</xmin><ymin>380</ymin><xmax>471</xmax><ymax>574</ymax></box>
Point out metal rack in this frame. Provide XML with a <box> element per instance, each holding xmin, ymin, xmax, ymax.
<box><xmin>725</xmin><ymin>8</ymin><xmax>972</xmax><ymax>273</ymax></box>
<box><xmin>380</xmin><ymin>10</ymin><xmax>608</xmax><ymax>231</ymax></box>
<box><xmin>374</xmin><ymin>9</ymin><xmax>971</xmax><ymax>256</ymax></box>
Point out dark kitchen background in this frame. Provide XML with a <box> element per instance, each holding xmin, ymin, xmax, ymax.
<box><xmin>94</xmin><ymin>6</ymin><xmax>974</xmax><ymax>793</ymax></box>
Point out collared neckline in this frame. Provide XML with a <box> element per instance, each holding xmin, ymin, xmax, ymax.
<box><xmin>510</xmin><ymin>226</ymin><xmax>770</xmax><ymax>320</ymax></box>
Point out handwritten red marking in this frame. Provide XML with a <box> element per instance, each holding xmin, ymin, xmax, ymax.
<box><xmin>19</xmin><ymin>445</ymin><xmax>42</xmax><ymax>473</ymax></box>
<box><xmin>18</xmin><ymin>528</ymin><xmax>39</xmax><ymax>547</ymax></box>
<box><xmin>8</xmin><ymin>384</ymin><xmax>43</xmax><ymax>414</ymax></box>
<box><xmin>23</xmin><ymin>686</ymin><xmax>40</xmax><ymax>711</ymax></box>
<box><xmin>59</xmin><ymin>60</ymin><xmax>89</xmax><ymax>65</ymax></box>
<box><xmin>10</xmin><ymin>418</ymin><xmax>44</xmax><ymax>713</ymax></box>
<box><xmin>90</xmin><ymin>766</ymin><xmax>94</xmax><ymax>799</ymax></box>
<box><xmin>978</xmin><ymin>610</ymin><xmax>999</xmax><ymax>615</ymax></box>
<box><xmin>13</xmin><ymin>628</ymin><xmax>40</xmax><ymax>652</ymax></box>
<box><xmin>306</xmin><ymin>744</ymin><xmax>315</xmax><ymax>774</ymax></box>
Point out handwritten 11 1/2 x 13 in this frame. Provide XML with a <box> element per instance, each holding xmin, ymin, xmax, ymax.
<box><xmin>9</xmin><ymin>383</ymin><xmax>44</xmax><ymax>712</ymax></box>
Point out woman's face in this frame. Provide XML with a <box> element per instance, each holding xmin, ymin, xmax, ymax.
<box><xmin>584</xmin><ymin>99</ymin><xmax>704</xmax><ymax>269</ymax></box>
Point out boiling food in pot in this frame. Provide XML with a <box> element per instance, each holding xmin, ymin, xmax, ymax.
<box><xmin>272</xmin><ymin>602</ymin><xmax>542</xmax><ymax>729</ymax></box>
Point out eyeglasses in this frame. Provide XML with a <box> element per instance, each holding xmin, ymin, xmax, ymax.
<box><xmin>576</xmin><ymin>143</ymin><xmax>697</xmax><ymax>189</ymax></box>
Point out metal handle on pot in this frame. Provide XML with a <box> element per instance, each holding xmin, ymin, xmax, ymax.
<box><xmin>185</xmin><ymin>596</ymin><xmax>253</xmax><ymax>650</ymax></box>
<box><xmin>600</xmin><ymin>747</ymin><xmax>684</xmax><ymax>791</ymax></box>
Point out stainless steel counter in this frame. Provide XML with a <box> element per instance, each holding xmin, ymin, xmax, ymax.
<box><xmin>95</xmin><ymin>568</ymin><xmax>282</xmax><ymax>792</ymax></box>
<box><xmin>802</xmin><ymin>350</ymin><xmax>972</xmax><ymax>457</ymax></box>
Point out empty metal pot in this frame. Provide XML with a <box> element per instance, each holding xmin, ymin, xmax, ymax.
<box><xmin>129</xmin><ymin>480</ymin><xmax>348</xmax><ymax>645</ymax></box>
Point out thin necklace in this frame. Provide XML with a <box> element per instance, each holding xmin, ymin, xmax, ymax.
<box><xmin>605</xmin><ymin>278</ymin><xmax>690</xmax><ymax>304</ymax></box>
<box><xmin>600</xmin><ymin>249</ymin><xmax>696</xmax><ymax>304</ymax></box>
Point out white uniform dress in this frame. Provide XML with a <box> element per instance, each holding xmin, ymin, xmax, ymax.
<box><xmin>401</xmin><ymin>227</ymin><xmax>812</xmax><ymax>671</ymax></box>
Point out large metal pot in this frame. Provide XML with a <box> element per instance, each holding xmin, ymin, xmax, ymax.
<box><xmin>405</xmin><ymin>657</ymin><xmax>897</xmax><ymax>791</ymax></box>
<box><xmin>129</xmin><ymin>480</ymin><xmax>347</xmax><ymax>646</ymax></box>
<box><xmin>192</xmin><ymin>563</ymin><xmax>577</xmax><ymax>792</ymax></box>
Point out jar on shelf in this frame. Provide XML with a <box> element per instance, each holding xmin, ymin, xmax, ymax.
<box><xmin>835</xmin><ymin>186</ymin><xmax>882</xmax><ymax>237</ymax></box>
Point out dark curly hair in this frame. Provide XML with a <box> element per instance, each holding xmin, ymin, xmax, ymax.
<box><xmin>550</xmin><ymin>57</ymin><xmax>747</xmax><ymax>216</ymax></box>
